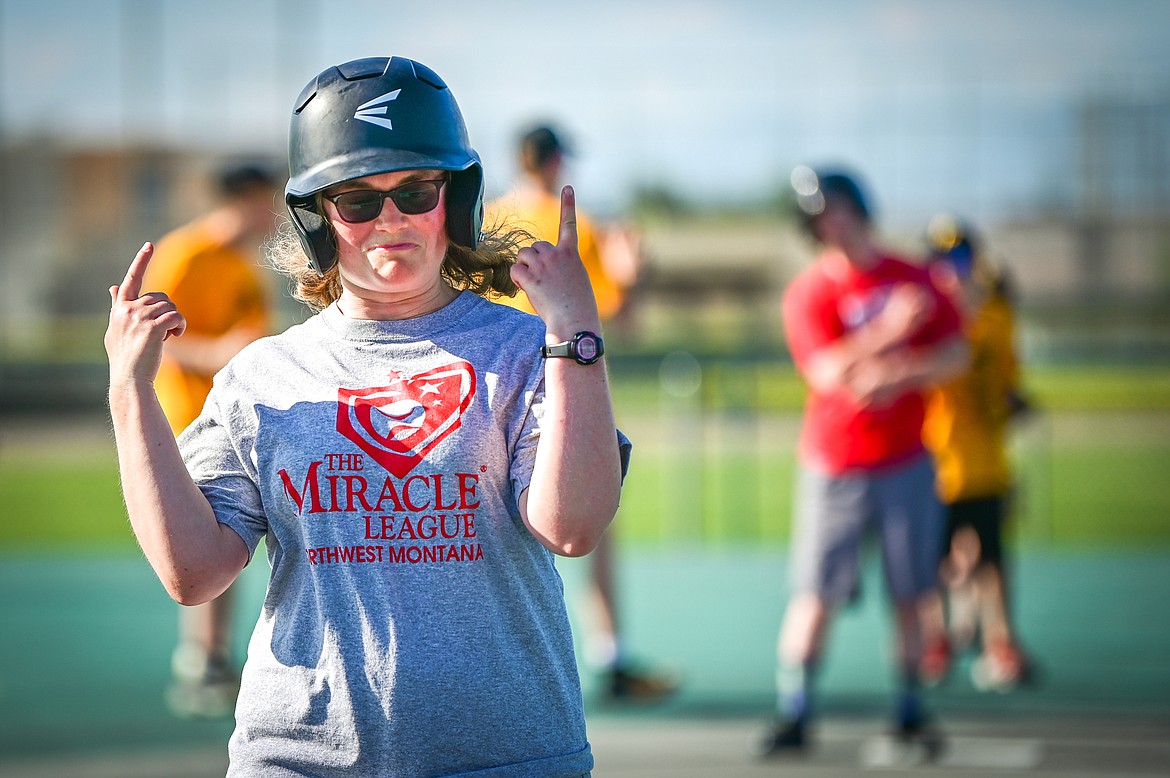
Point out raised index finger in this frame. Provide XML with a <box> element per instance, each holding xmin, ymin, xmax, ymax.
<box><xmin>557</xmin><ymin>185</ymin><xmax>578</xmax><ymax>251</ymax></box>
<box><xmin>117</xmin><ymin>242</ymin><xmax>154</xmax><ymax>301</ymax></box>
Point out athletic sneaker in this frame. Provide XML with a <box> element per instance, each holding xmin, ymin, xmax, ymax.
<box><xmin>166</xmin><ymin>645</ymin><xmax>240</xmax><ymax>719</ymax></box>
<box><xmin>754</xmin><ymin>716</ymin><xmax>807</xmax><ymax>757</ymax></box>
<box><xmin>971</xmin><ymin>640</ymin><xmax>1030</xmax><ymax>693</ymax></box>
<box><xmin>605</xmin><ymin>663</ymin><xmax>679</xmax><ymax>702</ymax></box>
<box><xmin>919</xmin><ymin>636</ymin><xmax>952</xmax><ymax>687</ymax></box>
<box><xmin>893</xmin><ymin>706</ymin><xmax>945</xmax><ymax>761</ymax></box>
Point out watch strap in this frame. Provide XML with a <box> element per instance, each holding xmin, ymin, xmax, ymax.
<box><xmin>540</xmin><ymin>341</ymin><xmax>574</xmax><ymax>359</ymax></box>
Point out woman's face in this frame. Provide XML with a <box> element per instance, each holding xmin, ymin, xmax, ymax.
<box><xmin>322</xmin><ymin>169</ymin><xmax>450</xmax><ymax>307</ymax></box>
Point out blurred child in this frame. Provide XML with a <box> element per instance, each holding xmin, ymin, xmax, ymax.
<box><xmin>919</xmin><ymin>214</ymin><xmax>1035</xmax><ymax>693</ymax></box>
<box><xmin>488</xmin><ymin>123</ymin><xmax>675</xmax><ymax>702</ymax></box>
<box><xmin>144</xmin><ymin>163</ymin><xmax>278</xmax><ymax>718</ymax></box>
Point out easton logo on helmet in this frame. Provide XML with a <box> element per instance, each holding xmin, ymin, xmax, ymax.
<box><xmin>353</xmin><ymin>89</ymin><xmax>401</xmax><ymax>130</ymax></box>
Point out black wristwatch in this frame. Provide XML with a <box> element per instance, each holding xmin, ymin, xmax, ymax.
<box><xmin>541</xmin><ymin>331</ymin><xmax>605</xmax><ymax>365</ymax></box>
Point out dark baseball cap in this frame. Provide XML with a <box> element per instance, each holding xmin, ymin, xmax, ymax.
<box><xmin>519</xmin><ymin>124</ymin><xmax>572</xmax><ymax>169</ymax></box>
<box><xmin>216</xmin><ymin>163</ymin><xmax>278</xmax><ymax>198</ymax></box>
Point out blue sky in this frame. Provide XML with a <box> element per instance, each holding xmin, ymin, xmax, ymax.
<box><xmin>2</xmin><ymin>0</ymin><xmax>1168</xmax><ymax>227</ymax></box>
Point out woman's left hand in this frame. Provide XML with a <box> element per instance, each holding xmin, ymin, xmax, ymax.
<box><xmin>509</xmin><ymin>186</ymin><xmax>601</xmax><ymax>337</ymax></box>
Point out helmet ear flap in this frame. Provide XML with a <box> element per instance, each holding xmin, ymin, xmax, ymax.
<box><xmin>446</xmin><ymin>165</ymin><xmax>484</xmax><ymax>249</ymax></box>
<box><xmin>287</xmin><ymin>198</ymin><xmax>338</xmax><ymax>274</ymax></box>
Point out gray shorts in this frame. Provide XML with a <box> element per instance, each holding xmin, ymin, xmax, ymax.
<box><xmin>789</xmin><ymin>453</ymin><xmax>944</xmax><ymax>605</ymax></box>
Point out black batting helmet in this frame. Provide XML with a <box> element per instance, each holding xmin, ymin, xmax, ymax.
<box><xmin>789</xmin><ymin>166</ymin><xmax>871</xmax><ymax>235</ymax></box>
<box><xmin>285</xmin><ymin>56</ymin><xmax>484</xmax><ymax>274</ymax></box>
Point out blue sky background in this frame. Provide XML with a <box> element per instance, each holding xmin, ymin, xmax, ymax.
<box><xmin>1</xmin><ymin>0</ymin><xmax>1168</xmax><ymax>227</ymax></box>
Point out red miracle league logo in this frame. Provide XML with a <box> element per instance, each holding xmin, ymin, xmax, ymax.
<box><xmin>336</xmin><ymin>361</ymin><xmax>476</xmax><ymax>478</ymax></box>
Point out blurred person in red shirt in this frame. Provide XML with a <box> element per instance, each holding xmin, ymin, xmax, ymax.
<box><xmin>489</xmin><ymin>124</ymin><xmax>674</xmax><ymax>702</ymax></box>
<box><xmin>758</xmin><ymin>168</ymin><xmax>968</xmax><ymax>756</ymax></box>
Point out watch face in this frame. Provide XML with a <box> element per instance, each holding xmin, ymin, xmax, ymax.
<box><xmin>575</xmin><ymin>334</ymin><xmax>600</xmax><ymax>362</ymax></box>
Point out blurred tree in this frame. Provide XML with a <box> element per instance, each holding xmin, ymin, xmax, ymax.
<box><xmin>629</xmin><ymin>182</ymin><xmax>692</xmax><ymax>220</ymax></box>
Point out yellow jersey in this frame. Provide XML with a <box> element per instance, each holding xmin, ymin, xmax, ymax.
<box><xmin>485</xmin><ymin>187</ymin><xmax>624</xmax><ymax>320</ymax></box>
<box><xmin>923</xmin><ymin>292</ymin><xmax>1021</xmax><ymax>503</ymax></box>
<box><xmin>144</xmin><ymin>218</ymin><xmax>272</xmax><ymax>434</ymax></box>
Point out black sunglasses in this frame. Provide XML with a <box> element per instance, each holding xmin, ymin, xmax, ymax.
<box><xmin>324</xmin><ymin>178</ymin><xmax>446</xmax><ymax>223</ymax></box>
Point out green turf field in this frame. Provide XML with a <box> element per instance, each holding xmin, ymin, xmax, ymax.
<box><xmin>2</xmin><ymin>365</ymin><xmax>1168</xmax><ymax>551</ymax></box>
<box><xmin>1</xmin><ymin>365</ymin><xmax>1168</xmax><ymax>774</ymax></box>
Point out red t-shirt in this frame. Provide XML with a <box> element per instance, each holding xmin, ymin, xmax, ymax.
<box><xmin>783</xmin><ymin>251</ymin><xmax>962</xmax><ymax>474</ymax></box>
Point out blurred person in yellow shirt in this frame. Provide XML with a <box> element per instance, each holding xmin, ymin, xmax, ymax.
<box><xmin>919</xmin><ymin>215</ymin><xmax>1035</xmax><ymax>693</ymax></box>
<box><xmin>143</xmin><ymin>163</ymin><xmax>279</xmax><ymax>718</ymax></box>
<box><xmin>488</xmin><ymin>124</ymin><xmax>673</xmax><ymax>701</ymax></box>
<box><xmin>489</xmin><ymin>124</ymin><xmax>639</xmax><ymax>322</ymax></box>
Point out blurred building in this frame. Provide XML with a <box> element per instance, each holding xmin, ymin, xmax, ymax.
<box><xmin>637</xmin><ymin>90</ymin><xmax>1170</xmax><ymax>363</ymax></box>
<box><xmin>998</xmin><ymin>91</ymin><xmax>1170</xmax><ymax>362</ymax></box>
<box><xmin>1</xmin><ymin>89</ymin><xmax>1168</xmax><ymax>413</ymax></box>
<box><xmin>0</xmin><ymin>143</ymin><xmax>286</xmax><ymax>412</ymax></box>
<box><xmin>2</xmin><ymin>144</ymin><xmax>219</xmax><ymax>351</ymax></box>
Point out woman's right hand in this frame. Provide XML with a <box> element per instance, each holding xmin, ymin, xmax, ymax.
<box><xmin>105</xmin><ymin>242</ymin><xmax>247</xmax><ymax>605</ymax></box>
<box><xmin>105</xmin><ymin>242</ymin><xmax>186</xmax><ymax>388</ymax></box>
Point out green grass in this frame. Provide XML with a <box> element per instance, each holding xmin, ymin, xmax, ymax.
<box><xmin>609</xmin><ymin>439</ymin><xmax>1170</xmax><ymax>549</ymax></box>
<box><xmin>4</xmin><ymin>422</ymin><xmax>1166</xmax><ymax>552</ymax></box>
<box><xmin>1025</xmin><ymin>365</ymin><xmax>1170</xmax><ymax>411</ymax></box>
<box><xmin>0</xmin><ymin>460</ymin><xmax>133</xmax><ymax>551</ymax></box>
<box><xmin>1046</xmin><ymin>448</ymin><xmax>1170</xmax><ymax>544</ymax></box>
<box><xmin>614</xmin><ymin>451</ymin><xmax>796</xmax><ymax>545</ymax></box>
<box><xmin>3</xmin><ymin>364</ymin><xmax>1169</xmax><ymax>552</ymax></box>
<box><xmin>611</xmin><ymin>362</ymin><xmax>1170</xmax><ymax>413</ymax></box>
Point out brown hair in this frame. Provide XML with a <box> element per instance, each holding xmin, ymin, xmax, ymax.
<box><xmin>264</xmin><ymin>213</ymin><xmax>530</xmax><ymax>312</ymax></box>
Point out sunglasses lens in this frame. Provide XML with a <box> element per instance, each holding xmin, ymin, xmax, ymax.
<box><xmin>391</xmin><ymin>182</ymin><xmax>442</xmax><ymax>215</ymax></box>
<box><xmin>329</xmin><ymin>180</ymin><xmax>443</xmax><ymax>223</ymax></box>
<box><xmin>333</xmin><ymin>192</ymin><xmax>385</xmax><ymax>223</ymax></box>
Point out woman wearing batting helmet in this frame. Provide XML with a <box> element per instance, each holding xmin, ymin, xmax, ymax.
<box><xmin>106</xmin><ymin>55</ymin><xmax>624</xmax><ymax>776</ymax></box>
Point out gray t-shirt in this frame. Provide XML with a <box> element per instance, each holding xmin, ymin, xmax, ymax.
<box><xmin>180</xmin><ymin>292</ymin><xmax>593</xmax><ymax>777</ymax></box>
